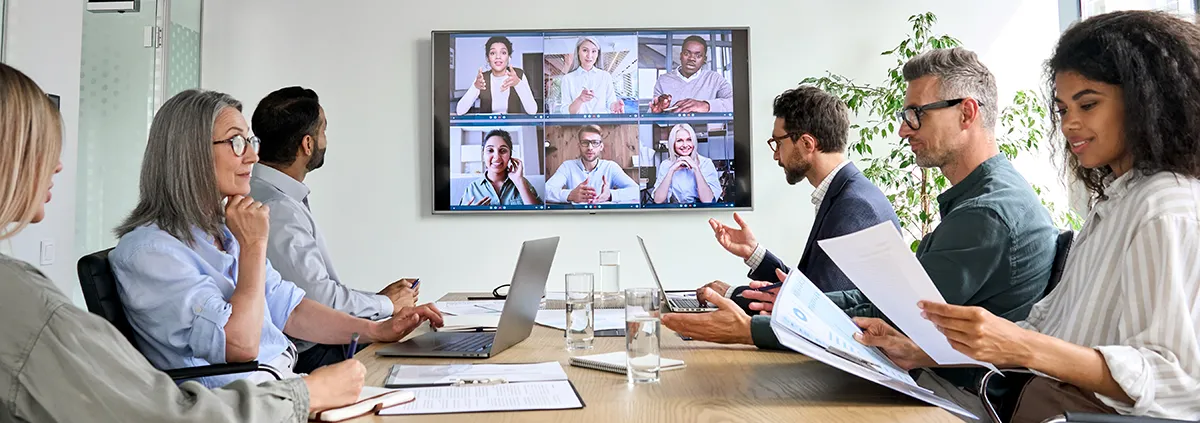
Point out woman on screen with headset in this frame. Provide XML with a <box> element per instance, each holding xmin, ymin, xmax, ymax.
<box><xmin>556</xmin><ymin>36</ymin><xmax>623</xmax><ymax>114</ymax></box>
<box><xmin>652</xmin><ymin>123</ymin><xmax>722</xmax><ymax>204</ymax></box>
<box><xmin>455</xmin><ymin>36</ymin><xmax>539</xmax><ymax>115</ymax></box>
<box><xmin>460</xmin><ymin>129</ymin><xmax>541</xmax><ymax>206</ymax></box>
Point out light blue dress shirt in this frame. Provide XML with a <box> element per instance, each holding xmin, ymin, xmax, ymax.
<box><xmin>249</xmin><ymin>164</ymin><xmax>392</xmax><ymax>354</ymax></box>
<box><xmin>110</xmin><ymin>224</ymin><xmax>307</xmax><ymax>389</ymax></box>
<box><xmin>544</xmin><ymin>159</ymin><xmax>639</xmax><ymax>204</ymax></box>
<box><xmin>653</xmin><ymin>155</ymin><xmax>723</xmax><ymax>203</ymax></box>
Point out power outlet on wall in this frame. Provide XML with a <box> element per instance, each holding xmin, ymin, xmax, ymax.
<box><xmin>39</xmin><ymin>240</ymin><xmax>55</xmax><ymax>266</ymax></box>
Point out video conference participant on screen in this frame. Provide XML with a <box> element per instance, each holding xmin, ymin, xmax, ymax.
<box><xmin>545</xmin><ymin>125</ymin><xmax>639</xmax><ymax>205</ymax></box>
<box><xmin>455</xmin><ymin>36</ymin><xmax>539</xmax><ymax>115</ymax></box>
<box><xmin>652</xmin><ymin>123</ymin><xmax>722</xmax><ymax>204</ymax></box>
<box><xmin>458</xmin><ymin>129</ymin><xmax>541</xmax><ymax>206</ymax></box>
<box><xmin>649</xmin><ymin>36</ymin><xmax>733</xmax><ymax>114</ymax></box>
<box><xmin>556</xmin><ymin>37</ymin><xmax>623</xmax><ymax>114</ymax></box>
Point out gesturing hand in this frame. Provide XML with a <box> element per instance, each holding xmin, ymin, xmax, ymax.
<box><xmin>473</xmin><ymin>68</ymin><xmax>486</xmax><ymax>91</ymax></box>
<box><xmin>568</xmin><ymin>178</ymin><xmax>597</xmax><ymax>203</ymax></box>
<box><xmin>500</xmin><ymin>67</ymin><xmax>520</xmax><ymax>91</ymax></box>
<box><xmin>464</xmin><ymin>196</ymin><xmax>492</xmax><ymax>206</ymax></box>
<box><xmin>709</xmin><ymin>212</ymin><xmax>758</xmax><ymax>260</ymax></box>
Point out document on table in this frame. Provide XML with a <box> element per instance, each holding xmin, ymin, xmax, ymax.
<box><xmin>385</xmin><ymin>362</ymin><xmax>567</xmax><ymax>387</ymax></box>
<box><xmin>769</xmin><ymin>269</ymin><xmax>976</xmax><ymax>419</ymax></box>
<box><xmin>534</xmin><ymin>309</ymin><xmax>625</xmax><ymax>331</ymax></box>
<box><xmin>434</xmin><ymin>300</ymin><xmax>505</xmax><ymax>316</ymax></box>
<box><xmin>817</xmin><ymin>222</ymin><xmax>1000</xmax><ymax>372</ymax></box>
<box><xmin>378</xmin><ymin>380</ymin><xmax>584</xmax><ymax>415</ymax></box>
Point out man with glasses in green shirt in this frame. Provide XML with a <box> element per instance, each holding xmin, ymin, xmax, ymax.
<box><xmin>667</xmin><ymin>48</ymin><xmax>1057</xmax><ymax>404</ymax></box>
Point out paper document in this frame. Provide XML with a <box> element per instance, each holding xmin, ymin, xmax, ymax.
<box><xmin>385</xmin><ymin>362</ymin><xmax>567</xmax><ymax>387</ymax></box>
<box><xmin>535</xmin><ymin>309</ymin><xmax>625</xmax><ymax>331</ymax></box>
<box><xmin>770</xmin><ymin>269</ymin><xmax>975</xmax><ymax>419</ymax></box>
<box><xmin>817</xmin><ymin>222</ymin><xmax>1000</xmax><ymax>372</ymax></box>
<box><xmin>434</xmin><ymin>301</ymin><xmax>505</xmax><ymax>316</ymax></box>
<box><xmin>378</xmin><ymin>380</ymin><xmax>584</xmax><ymax>415</ymax></box>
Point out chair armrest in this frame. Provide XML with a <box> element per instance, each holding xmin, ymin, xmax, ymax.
<box><xmin>979</xmin><ymin>368</ymin><xmax>1038</xmax><ymax>423</ymax></box>
<box><xmin>164</xmin><ymin>361</ymin><xmax>282</xmax><ymax>381</ymax></box>
<box><xmin>1051</xmin><ymin>412</ymin><xmax>1198</xmax><ymax>423</ymax></box>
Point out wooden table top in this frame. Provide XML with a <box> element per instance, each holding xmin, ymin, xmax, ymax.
<box><xmin>349</xmin><ymin>293</ymin><xmax>959</xmax><ymax>422</ymax></box>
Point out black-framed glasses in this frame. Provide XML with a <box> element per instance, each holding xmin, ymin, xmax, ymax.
<box><xmin>578</xmin><ymin>139</ymin><xmax>603</xmax><ymax>148</ymax></box>
<box><xmin>895</xmin><ymin>98</ymin><xmax>980</xmax><ymax>131</ymax></box>
<box><xmin>212</xmin><ymin>134</ymin><xmax>260</xmax><ymax>157</ymax></box>
<box><xmin>765</xmin><ymin>132</ymin><xmax>800</xmax><ymax>153</ymax></box>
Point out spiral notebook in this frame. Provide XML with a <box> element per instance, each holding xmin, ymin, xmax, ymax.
<box><xmin>568</xmin><ymin>352</ymin><xmax>686</xmax><ymax>374</ymax></box>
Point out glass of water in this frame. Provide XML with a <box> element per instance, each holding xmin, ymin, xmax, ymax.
<box><xmin>565</xmin><ymin>273</ymin><xmax>595</xmax><ymax>350</ymax></box>
<box><xmin>598</xmin><ymin>250</ymin><xmax>621</xmax><ymax>307</ymax></box>
<box><xmin>624</xmin><ymin>287</ymin><xmax>661</xmax><ymax>383</ymax></box>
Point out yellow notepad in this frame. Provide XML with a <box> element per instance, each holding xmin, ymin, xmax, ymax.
<box><xmin>308</xmin><ymin>386</ymin><xmax>415</xmax><ymax>422</ymax></box>
<box><xmin>568</xmin><ymin>352</ymin><xmax>686</xmax><ymax>375</ymax></box>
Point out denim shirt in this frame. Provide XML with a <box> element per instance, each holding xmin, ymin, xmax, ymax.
<box><xmin>110</xmin><ymin>224</ymin><xmax>307</xmax><ymax>389</ymax></box>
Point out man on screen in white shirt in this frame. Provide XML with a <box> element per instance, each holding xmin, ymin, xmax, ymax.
<box><xmin>544</xmin><ymin>124</ymin><xmax>640</xmax><ymax>204</ymax></box>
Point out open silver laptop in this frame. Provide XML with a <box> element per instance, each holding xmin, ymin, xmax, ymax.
<box><xmin>638</xmin><ymin>236</ymin><xmax>716</xmax><ymax>313</ymax></box>
<box><xmin>375</xmin><ymin>236</ymin><xmax>559</xmax><ymax>358</ymax></box>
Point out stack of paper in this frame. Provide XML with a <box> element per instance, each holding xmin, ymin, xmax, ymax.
<box><xmin>435</xmin><ymin>315</ymin><xmax>499</xmax><ymax>332</ymax></box>
<box><xmin>379</xmin><ymin>362</ymin><xmax>584</xmax><ymax>415</ymax></box>
<box><xmin>434</xmin><ymin>300</ymin><xmax>505</xmax><ymax>316</ymax></box>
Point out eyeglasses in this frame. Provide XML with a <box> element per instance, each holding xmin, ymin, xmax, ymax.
<box><xmin>212</xmin><ymin>134</ymin><xmax>261</xmax><ymax>157</ymax></box>
<box><xmin>765</xmin><ymin>132</ymin><xmax>800</xmax><ymax>153</ymax></box>
<box><xmin>578</xmin><ymin>139</ymin><xmax>603</xmax><ymax>148</ymax></box>
<box><xmin>895</xmin><ymin>98</ymin><xmax>981</xmax><ymax>131</ymax></box>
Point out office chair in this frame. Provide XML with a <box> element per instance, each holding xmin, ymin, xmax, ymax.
<box><xmin>78</xmin><ymin>249</ymin><xmax>281</xmax><ymax>381</ymax></box>
<box><xmin>974</xmin><ymin>231</ymin><xmax>1193</xmax><ymax>423</ymax></box>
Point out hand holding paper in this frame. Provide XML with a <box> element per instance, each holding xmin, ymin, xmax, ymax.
<box><xmin>816</xmin><ymin>222</ymin><xmax>1001</xmax><ymax>372</ymax></box>
<box><xmin>919</xmin><ymin>301</ymin><xmax>1035</xmax><ymax>368</ymax></box>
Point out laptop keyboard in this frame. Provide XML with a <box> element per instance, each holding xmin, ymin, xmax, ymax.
<box><xmin>670</xmin><ymin>297</ymin><xmax>707</xmax><ymax>309</ymax></box>
<box><xmin>433</xmin><ymin>333</ymin><xmax>494</xmax><ymax>352</ymax></box>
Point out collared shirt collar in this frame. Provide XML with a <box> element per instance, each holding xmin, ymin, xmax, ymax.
<box><xmin>252</xmin><ymin>164</ymin><xmax>310</xmax><ymax>203</ymax></box>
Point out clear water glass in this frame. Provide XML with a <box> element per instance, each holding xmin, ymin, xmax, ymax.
<box><xmin>625</xmin><ymin>288</ymin><xmax>661</xmax><ymax>383</ymax></box>
<box><xmin>565</xmin><ymin>273</ymin><xmax>594</xmax><ymax>350</ymax></box>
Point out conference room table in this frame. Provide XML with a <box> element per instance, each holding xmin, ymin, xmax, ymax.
<box><xmin>351</xmin><ymin>293</ymin><xmax>960</xmax><ymax>423</ymax></box>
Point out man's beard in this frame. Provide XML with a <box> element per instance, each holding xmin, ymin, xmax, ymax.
<box><xmin>782</xmin><ymin>155</ymin><xmax>810</xmax><ymax>185</ymax></box>
<box><xmin>306</xmin><ymin>147</ymin><xmax>326</xmax><ymax>171</ymax></box>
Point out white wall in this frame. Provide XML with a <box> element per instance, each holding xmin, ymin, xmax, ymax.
<box><xmin>2</xmin><ymin>0</ymin><xmax>84</xmax><ymax>302</ymax></box>
<box><xmin>201</xmin><ymin>0</ymin><xmax>1062</xmax><ymax>303</ymax></box>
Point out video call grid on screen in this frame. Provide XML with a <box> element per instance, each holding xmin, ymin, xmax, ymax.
<box><xmin>433</xmin><ymin>28</ymin><xmax>751</xmax><ymax>213</ymax></box>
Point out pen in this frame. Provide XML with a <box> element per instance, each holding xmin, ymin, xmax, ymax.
<box><xmin>752</xmin><ymin>282</ymin><xmax>783</xmax><ymax>292</ymax></box>
<box><xmin>410</xmin><ymin>279</ymin><xmax>420</xmax><ymax>289</ymax></box>
<box><xmin>346</xmin><ymin>332</ymin><xmax>359</xmax><ymax>359</ymax></box>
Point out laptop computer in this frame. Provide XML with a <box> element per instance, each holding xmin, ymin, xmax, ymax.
<box><xmin>637</xmin><ymin>236</ymin><xmax>717</xmax><ymax>313</ymax></box>
<box><xmin>375</xmin><ymin>236</ymin><xmax>559</xmax><ymax>358</ymax></box>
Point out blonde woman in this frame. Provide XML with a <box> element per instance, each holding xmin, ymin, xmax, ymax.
<box><xmin>0</xmin><ymin>63</ymin><xmax>368</xmax><ymax>422</ymax></box>
<box><xmin>556</xmin><ymin>36</ymin><xmax>623</xmax><ymax>114</ymax></box>
<box><xmin>652</xmin><ymin>123</ymin><xmax>722</xmax><ymax>203</ymax></box>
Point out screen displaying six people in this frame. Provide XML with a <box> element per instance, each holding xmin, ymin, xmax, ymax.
<box><xmin>445</xmin><ymin>31</ymin><xmax>740</xmax><ymax>210</ymax></box>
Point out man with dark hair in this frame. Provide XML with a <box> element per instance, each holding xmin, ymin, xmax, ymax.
<box><xmin>543</xmin><ymin>125</ymin><xmax>640</xmax><ymax>205</ymax></box>
<box><xmin>249</xmin><ymin>86</ymin><xmax>418</xmax><ymax>373</ymax></box>
<box><xmin>649</xmin><ymin>35</ymin><xmax>734</xmax><ymax>113</ymax></box>
<box><xmin>661</xmin><ymin>85</ymin><xmax>899</xmax><ymax>343</ymax></box>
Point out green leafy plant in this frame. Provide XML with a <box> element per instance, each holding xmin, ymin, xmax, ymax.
<box><xmin>802</xmin><ymin>12</ymin><xmax>1081</xmax><ymax>249</ymax></box>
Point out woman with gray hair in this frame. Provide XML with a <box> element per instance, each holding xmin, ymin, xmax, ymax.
<box><xmin>556</xmin><ymin>36</ymin><xmax>624</xmax><ymax>114</ymax></box>
<box><xmin>0</xmin><ymin>64</ymin><xmax>367</xmax><ymax>422</ymax></box>
<box><xmin>652</xmin><ymin>123</ymin><xmax>722</xmax><ymax>203</ymax></box>
<box><xmin>109</xmin><ymin>89</ymin><xmax>443</xmax><ymax>390</ymax></box>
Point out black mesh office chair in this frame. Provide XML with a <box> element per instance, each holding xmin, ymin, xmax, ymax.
<box><xmin>78</xmin><ymin>249</ymin><xmax>281</xmax><ymax>381</ymax></box>
<box><xmin>974</xmin><ymin>231</ymin><xmax>1193</xmax><ymax>423</ymax></box>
